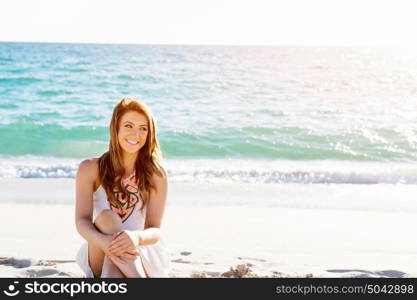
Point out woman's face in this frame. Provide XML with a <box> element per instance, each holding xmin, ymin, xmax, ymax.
<box><xmin>117</xmin><ymin>111</ymin><xmax>148</xmax><ymax>154</ymax></box>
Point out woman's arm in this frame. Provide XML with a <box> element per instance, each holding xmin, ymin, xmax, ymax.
<box><xmin>108</xmin><ymin>170</ymin><xmax>168</xmax><ymax>254</ymax></box>
<box><xmin>139</xmin><ymin>169</ymin><xmax>168</xmax><ymax>245</ymax></box>
<box><xmin>75</xmin><ymin>159</ymin><xmax>110</xmax><ymax>250</ymax></box>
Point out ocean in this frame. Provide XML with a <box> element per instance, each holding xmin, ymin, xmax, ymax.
<box><xmin>1</xmin><ymin>42</ymin><xmax>417</xmax><ymax>184</ymax></box>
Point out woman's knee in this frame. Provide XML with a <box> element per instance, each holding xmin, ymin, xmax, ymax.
<box><xmin>94</xmin><ymin>209</ymin><xmax>123</xmax><ymax>234</ymax></box>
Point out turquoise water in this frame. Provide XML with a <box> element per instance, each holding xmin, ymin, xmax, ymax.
<box><xmin>1</xmin><ymin>42</ymin><xmax>417</xmax><ymax>181</ymax></box>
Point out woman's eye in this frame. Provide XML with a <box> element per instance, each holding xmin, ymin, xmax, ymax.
<box><xmin>125</xmin><ymin>124</ymin><xmax>133</xmax><ymax>128</ymax></box>
<box><xmin>141</xmin><ymin>127</ymin><xmax>147</xmax><ymax>131</ymax></box>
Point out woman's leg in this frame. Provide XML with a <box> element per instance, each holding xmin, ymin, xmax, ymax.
<box><xmin>87</xmin><ymin>210</ymin><xmax>123</xmax><ymax>277</ymax></box>
<box><xmin>100</xmin><ymin>254</ymin><xmax>124</xmax><ymax>278</ymax></box>
<box><xmin>89</xmin><ymin>209</ymin><xmax>147</xmax><ymax>278</ymax></box>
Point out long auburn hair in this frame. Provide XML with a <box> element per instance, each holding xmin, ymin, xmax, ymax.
<box><xmin>98</xmin><ymin>97</ymin><xmax>164</xmax><ymax>211</ymax></box>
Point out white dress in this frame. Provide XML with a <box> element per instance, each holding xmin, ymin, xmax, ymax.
<box><xmin>75</xmin><ymin>177</ymin><xmax>170</xmax><ymax>278</ymax></box>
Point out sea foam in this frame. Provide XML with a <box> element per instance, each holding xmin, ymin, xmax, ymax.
<box><xmin>1</xmin><ymin>156</ymin><xmax>416</xmax><ymax>184</ymax></box>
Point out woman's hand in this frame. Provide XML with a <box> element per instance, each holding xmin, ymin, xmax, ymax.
<box><xmin>95</xmin><ymin>235</ymin><xmax>125</xmax><ymax>265</ymax></box>
<box><xmin>120</xmin><ymin>249</ymin><xmax>140</xmax><ymax>261</ymax></box>
<box><xmin>97</xmin><ymin>234</ymin><xmax>139</xmax><ymax>264</ymax></box>
<box><xmin>108</xmin><ymin>230</ymin><xmax>140</xmax><ymax>257</ymax></box>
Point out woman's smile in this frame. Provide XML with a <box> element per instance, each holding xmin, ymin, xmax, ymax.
<box><xmin>126</xmin><ymin>139</ymin><xmax>139</xmax><ymax>145</ymax></box>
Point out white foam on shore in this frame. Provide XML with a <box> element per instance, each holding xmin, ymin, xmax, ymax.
<box><xmin>0</xmin><ymin>155</ymin><xmax>78</xmax><ymax>178</ymax></box>
<box><xmin>1</xmin><ymin>156</ymin><xmax>417</xmax><ymax>184</ymax></box>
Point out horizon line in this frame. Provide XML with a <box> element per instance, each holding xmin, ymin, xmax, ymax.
<box><xmin>0</xmin><ymin>39</ymin><xmax>413</xmax><ymax>49</ymax></box>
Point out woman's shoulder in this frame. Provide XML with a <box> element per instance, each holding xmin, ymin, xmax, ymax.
<box><xmin>78</xmin><ymin>157</ymin><xmax>100</xmax><ymax>171</ymax></box>
<box><xmin>77</xmin><ymin>157</ymin><xmax>100</xmax><ymax>184</ymax></box>
<box><xmin>152</xmin><ymin>164</ymin><xmax>168</xmax><ymax>185</ymax></box>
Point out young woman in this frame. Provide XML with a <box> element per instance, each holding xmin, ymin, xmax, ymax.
<box><xmin>75</xmin><ymin>97</ymin><xmax>170</xmax><ymax>278</ymax></box>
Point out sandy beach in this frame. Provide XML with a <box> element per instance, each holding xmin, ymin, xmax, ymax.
<box><xmin>1</xmin><ymin>178</ymin><xmax>417</xmax><ymax>278</ymax></box>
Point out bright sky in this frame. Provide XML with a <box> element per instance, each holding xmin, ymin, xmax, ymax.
<box><xmin>0</xmin><ymin>0</ymin><xmax>416</xmax><ymax>46</ymax></box>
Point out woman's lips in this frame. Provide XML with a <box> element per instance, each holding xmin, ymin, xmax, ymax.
<box><xmin>126</xmin><ymin>139</ymin><xmax>139</xmax><ymax>145</ymax></box>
